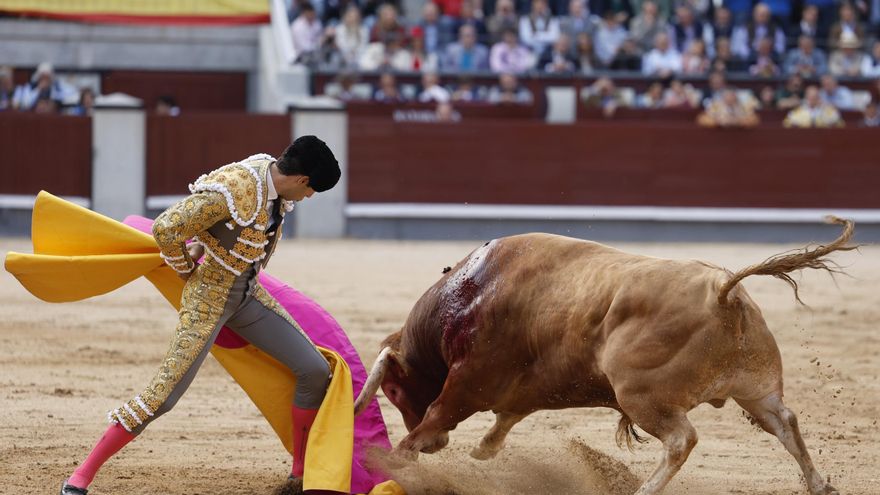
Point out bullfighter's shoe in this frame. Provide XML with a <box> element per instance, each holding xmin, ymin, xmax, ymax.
<box><xmin>272</xmin><ymin>475</ymin><xmax>303</xmax><ymax>495</ymax></box>
<box><xmin>59</xmin><ymin>479</ymin><xmax>88</xmax><ymax>495</ymax></box>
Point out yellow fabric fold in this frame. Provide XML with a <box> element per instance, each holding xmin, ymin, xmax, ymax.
<box><xmin>2</xmin><ymin>191</ymin><xmax>402</xmax><ymax>494</ymax></box>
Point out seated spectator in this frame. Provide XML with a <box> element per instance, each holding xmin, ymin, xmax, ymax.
<box><xmin>642</xmin><ymin>32</ymin><xmax>682</xmax><ymax>76</ymax></box>
<box><xmin>34</xmin><ymin>95</ymin><xmax>58</xmax><ymax>114</ymax></box>
<box><xmin>862</xmin><ymin>40</ymin><xmax>880</xmax><ymax>77</ymax></box>
<box><xmin>301</xmin><ymin>25</ymin><xmax>346</xmax><ymax>69</ymax></box>
<box><xmin>419</xmin><ymin>72</ymin><xmax>451</xmax><ymax>102</ymax></box>
<box><xmin>12</xmin><ymin>62</ymin><xmax>75</xmax><ymax>111</ymax></box>
<box><xmin>776</xmin><ymin>73</ymin><xmax>805</xmax><ymax>109</ymax></box>
<box><xmin>487</xmin><ymin>0</ymin><xmax>519</xmax><ymax>43</ymax></box>
<box><xmin>582</xmin><ymin>76</ymin><xmax>625</xmax><ymax>116</ymax></box>
<box><xmin>0</xmin><ymin>66</ymin><xmax>13</xmax><ymax>111</ymax></box>
<box><xmin>359</xmin><ymin>33</ymin><xmax>413</xmax><ymax>71</ymax></box>
<box><xmin>449</xmin><ymin>0</ymin><xmax>490</xmax><ymax>45</ymax></box>
<box><xmin>560</xmin><ymin>0</ymin><xmax>597</xmax><ymax>39</ymax></box>
<box><xmin>593</xmin><ymin>10</ymin><xmax>630</xmax><ymax>67</ymax></box>
<box><xmin>757</xmin><ymin>84</ymin><xmax>778</xmax><ymax>109</ymax></box>
<box><xmin>711</xmin><ymin>36</ymin><xmax>747</xmax><ymax>72</ymax></box>
<box><xmin>829</xmin><ymin>32</ymin><xmax>866</xmax><ymax>77</ymax></box>
<box><xmin>790</xmin><ymin>5</ymin><xmax>823</xmax><ymax>48</ymax></box>
<box><xmin>155</xmin><ymin>95</ymin><xmax>180</xmax><ymax>116</ymax></box>
<box><xmin>575</xmin><ymin>32</ymin><xmax>601</xmax><ymax>73</ymax></box>
<box><xmin>488</xmin><ymin>73</ymin><xmax>534</xmax><ymax>103</ymax></box>
<box><xmin>828</xmin><ymin>2</ymin><xmax>865</xmax><ymax>50</ymax></box>
<box><xmin>749</xmin><ymin>38</ymin><xmax>781</xmax><ymax>77</ymax></box>
<box><xmin>783</xmin><ymin>85</ymin><xmax>844</xmax><ymax>127</ymax></box>
<box><xmin>636</xmin><ymin>81</ymin><xmax>665</xmax><ymax>108</ymax></box>
<box><xmin>370</xmin><ymin>4</ymin><xmax>406</xmax><ymax>42</ymax></box>
<box><xmin>519</xmin><ymin>0</ymin><xmax>561</xmax><ymax>54</ymax></box>
<box><xmin>451</xmin><ymin>76</ymin><xmax>485</xmax><ymax>101</ymax></box>
<box><xmin>373</xmin><ymin>72</ymin><xmax>407</xmax><ymax>103</ymax></box>
<box><xmin>706</xmin><ymin>6</ymin><xmax>735</xmax><ymax>52</ymax></box>
<box><xmin>819</xmin><ymin>74</ymin><xmax>855</xmax><ymax>110</ymax></box>
<box><xmin>681</xmin><ymin>38</ymin><xmax>710</xmax><ymax>75</ymax></box>
<box><xmin>443</xmin><ymin>24</ymin><xmax>490</xmax><ymax>71</ymax></box>
<box><xmin>862</xmin><ymin>100</ymin><xmax>880</xmax><ymax>127</ymax></box>
<box><xmin>435</xmin><ymin>101</ymin><xmax>462</xmax><ymax>122</ymax></box>
<box><xmin>732</xmin><ymin>3</ymin><xmax>786</xmax><ymax>59</ymax></box>
<box><xmin>328</xmin><ymin>72</ymin><xmax>361</xmax><ymax>101</ymax></box>
<box><xmin>418</xmin><ymin>3</ymin><xmax>446</xmax><ymax>55</ymax></box>
<box><xmin>697</xmin><ymin>88</ymin><xmax>760</xmax><ymax>127</ymax></box>
<box><xmin>335</xmin><ymin>6</ymin><xmax>369</xmax><ymax>68</ymax></box>
<box><xmin>784</xmin><ymin>35</ymin><xmax>827</xmax><ymax>77</ymax></box>
<box><xmin>667</xmin><ymin>5</ymin><xmax>703</xmax><ymax>54</ymax></box>
<box><xmin>629</xmin><ymin>0</ymin><xmax>667</xmax><ymax>53</ymax></box>
<box><xmin>701</xmin><ymin>70</ymin><xmax>727</xmax><ymax>106</ymax></box>
<box><xmin>539</xmin><ymin>33</ymin><xmax>580</xmax><ymax>72</ymax></box>
<box><xmin>291</xmin><ymin>3</ymin><xmax>323</xmax><ymax>60</ymax></box>
<box><xmin>409</xmin><ymin>27</ymin><xmax>440</xmax><ymax>71</ymax></box>
<box><xmin>662</xmin><ymin>78</ymin><xmax>700</xmax><ymax>108</ymax></box>
<box><xmin>68</xmin><ymin>87</ymin><xmax>95</xmax><ymax>116</ymax></box>
<box><xmin>590</xmin><ymin>0</ymin><xmax>634</xmax><ymax>25</ymax></box>
<box><xmin>490</xmin><ymin>28</ymin><xmax>535</xmax><ymax>73</ymax></box>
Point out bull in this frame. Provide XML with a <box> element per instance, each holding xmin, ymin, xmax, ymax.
<box><xmin>354</xmin><ymin>218</ymin><xmax>855</xmax><ymax>495</ymax></box>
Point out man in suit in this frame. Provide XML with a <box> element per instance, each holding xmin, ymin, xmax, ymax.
<box><xmin>443</xmin><ymin>24</ymin><xmax>491</xmax><ymax>71</ymax></box>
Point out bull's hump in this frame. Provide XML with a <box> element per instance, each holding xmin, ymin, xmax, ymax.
<box><xmin>439</xmin><ymin>239</ymin><xmax>497</xmax><ymax>360</ymax></box>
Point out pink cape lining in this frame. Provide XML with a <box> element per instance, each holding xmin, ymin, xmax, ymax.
<box><xmin>123</xmin><ymin>216</ymin><xmax>391</xmax><ymax>494</ymax></box>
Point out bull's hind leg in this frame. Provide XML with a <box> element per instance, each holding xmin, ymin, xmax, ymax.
<box><xmin>736</xmin><ymin>392</ymin><xmax>839</xmax><ymax>495</ymax></box>
<box><xmin>617</xmin><ymin>399</ymin><xmax>698</xmax><ymax>495</ymax></box>
<box><xmin>470</xmin><ymin>412</ymin><xmax>528</xmax><ymax>460</ymax></box>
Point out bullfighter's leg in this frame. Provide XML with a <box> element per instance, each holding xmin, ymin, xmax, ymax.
<box><xmin>396</xmin><ymin>372</ymin><xmax>481</xmax><ymax>460</ymax></box>
<box><xmin>470</xmin><ymin>412</ymin><xmax>528</xmax><ymax>460</ymax></box>
<box><xmin>618</xmin><ymin>400</ymin><xmax>698</xmax><ymax>495</ymax></box>
<box><xmin>735</xmin><ymin>392</ymin><xmax>839</xmax><ymax>495</ymax></box>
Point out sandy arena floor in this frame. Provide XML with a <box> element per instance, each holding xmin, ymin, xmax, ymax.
<box><xmin>1</xmin><ymin>237</ymin><xmax>877</xmax><ymax>495</ymax></box>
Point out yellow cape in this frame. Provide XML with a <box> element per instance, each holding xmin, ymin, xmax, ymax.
<box><xmin>4</xmin><ymin>191</ymin><xmax>404</xmax><ymax>495</ymax></box>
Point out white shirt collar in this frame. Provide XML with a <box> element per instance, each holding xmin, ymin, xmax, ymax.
<box><xmin>266</xmin><ymin>164</ymin><xmax>278</xmax><ymax>202</ymax></box>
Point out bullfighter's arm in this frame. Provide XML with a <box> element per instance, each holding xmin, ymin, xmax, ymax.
<box><xmin>152</xmin><ymin>191</ymin><xmax>230</xmax><ymax>273</ymax></box>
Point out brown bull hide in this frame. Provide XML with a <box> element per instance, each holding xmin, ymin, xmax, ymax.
<box><xmin>357</xmin><ymin>218</ymin><xmax>853</xmax><ymax>495</ymax></box>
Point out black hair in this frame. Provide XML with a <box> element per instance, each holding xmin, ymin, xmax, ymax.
<box><xmin>276</xmin><ymin>135</ymin><xmax>340</xmax><ymax>192</ymax></box>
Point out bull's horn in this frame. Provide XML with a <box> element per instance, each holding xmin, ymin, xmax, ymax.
<box><xmin>354</xmin><ymin>347</ymin><xmax>394</xmax><ymax>416</ymax></box>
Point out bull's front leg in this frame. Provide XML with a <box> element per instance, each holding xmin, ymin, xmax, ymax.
<box><xmin>470</xmin><ymin>412</ymin><xmax>528</xmax><ymax>460</ymax></box>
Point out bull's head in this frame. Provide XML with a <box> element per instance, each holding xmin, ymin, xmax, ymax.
<box><xmin>354</xmin><ymin>335</ymin><xmax>443</xmax><ymax>432</ymax></box>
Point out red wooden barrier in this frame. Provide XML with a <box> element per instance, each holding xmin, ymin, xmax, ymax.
<box><xmin>349</xmin><ymin>117</ymin><xmax>880</xmax><ymax>208</ymax></box>
<box><xmin>146</xmin><ymin>113</ymin><xmax>291</xmax><ymax>196</ymax></box>
<box><xmin>0</xmin><ymin>113</ymin><xmax>91</xmax><ymax>197</ymax></box>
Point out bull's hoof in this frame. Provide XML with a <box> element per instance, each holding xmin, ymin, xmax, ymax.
<box><xmin>469</xmin><ymin>443</ymin><xmax>500</xmax><ymax>461</ymax></box>
<box><xmin>272</xmin><ymin>476</ymin><xmax>303</xmax><ymax>495</ymax></box>
<box><xmin>816</xmin><ymin>484</ymin><xmax>839</xmax><ymax>495</ymax></box>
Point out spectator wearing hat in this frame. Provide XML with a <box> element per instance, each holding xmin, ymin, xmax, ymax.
<box><xmin>819</xmin><ymin>74</ymin><xmax>855</xmax><ymax>110</ymax></box>
<box><xmin>0</xmin><ymin>66</ymin><xmax>13</xmax><ymax>111</ymax></box>
<box><xmin>783</xmin><ymin>35</ymin><xmax>828</xmax><ymax>77</ymax></box>
<box><xmin>443</xmin><ymin>24</ymin><xmax>491</xmax><ymax>71</ymax></box>
<box><xmin>828</xmin><ymin>3</ymin><xmax>865</xmax><ymax>50</ymax></box>
<box><xmin>12</xmin><ymin>62</ymin><xmax>75</xmax><ymax>111</ymax></box>
<box><xmin>784</xmin><ymin>85</ymin><xmax>844</xmax><ymax>127</ymax></box>
<box><xmin>490</xmin><ymin>28</ymin><xmax>535</xmax><ymax>73</ymax></box>
<box><xmin>829</xmin><ymin>31</ymin><xmax>866</xmax><ymax>77</ymax></box>
<box><xmin>861</xmin><ymin>40</ymin><xmax>880</xmax><ymax>76</ymax></box>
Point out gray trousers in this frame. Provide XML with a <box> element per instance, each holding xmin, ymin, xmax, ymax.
<box><xmin>132</xmin><ymin>269</ymin><xmax>330</xmax><ymax>434</ymax></box>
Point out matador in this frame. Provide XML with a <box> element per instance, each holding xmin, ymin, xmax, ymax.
<box><xmin>60</xmin><ymin>135</ymin><xmax>341</xmax><ymax>495</ymax></box>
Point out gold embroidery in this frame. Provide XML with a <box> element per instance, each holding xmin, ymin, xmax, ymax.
<box><xmin>153</xmin><ymin>192</ymin><xmax>230</xmax><ymax>271</ymax></box>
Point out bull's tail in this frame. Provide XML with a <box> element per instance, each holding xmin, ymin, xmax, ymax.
<box><xmin>717</xmin><ymin>216</ymin><xmax>856</xmax><ymax>306</ymax></box>
<box><xmin>615</xmin><ymin>414</ymin><xmax>648</xmax><ymax>452</ymax></box>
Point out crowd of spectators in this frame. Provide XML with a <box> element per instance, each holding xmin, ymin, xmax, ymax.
<box><xmin>291</xmin><ymin>0</ymin><xmax>880</xmax><ymax>79</ymax></box>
